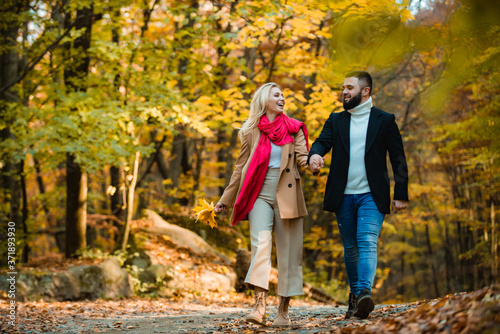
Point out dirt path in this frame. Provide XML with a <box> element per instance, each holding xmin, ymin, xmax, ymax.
<box><xmin>3</xmin><ymin>298</ymin><xmax>420</xmax><ymax>334</ymax></box>
<box><xmin>3</xmin><ymin>284</ymin><xmax>499</xmax><ymax>334</ymax></box>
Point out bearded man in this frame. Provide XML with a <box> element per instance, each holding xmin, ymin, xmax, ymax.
<box><xmin>308</xmin><ymin>71</ymin><xmax>409</xmax><ymax>319</ymax></box>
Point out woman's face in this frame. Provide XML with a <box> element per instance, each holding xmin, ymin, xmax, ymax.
<box><xmin>267</xmin><ymin>87</ymin><xmax>285</xmax><ymax>114</ymax></box>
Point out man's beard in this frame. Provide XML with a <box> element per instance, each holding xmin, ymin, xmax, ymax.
<box><xmin>343</xmin><ymin>90</ymin><xmax>363</xmax><ymax>110</ymax></box>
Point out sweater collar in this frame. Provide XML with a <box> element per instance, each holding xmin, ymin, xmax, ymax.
<box><xmin>348</xmin><ymin>96</ymin><xmax>372</xmax><ymax>117</ymax></box>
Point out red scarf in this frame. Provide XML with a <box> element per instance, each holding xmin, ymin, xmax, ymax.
<box><xmin>232</xmin><ymin>113</ymin><xmax>309</xmax><ymax>225</ymax></box>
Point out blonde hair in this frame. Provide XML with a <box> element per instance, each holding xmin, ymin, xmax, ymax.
<box><xmin>239</xmin><ymin>82</ymin><xmax>280</xmax><ymax>138</ymax></box>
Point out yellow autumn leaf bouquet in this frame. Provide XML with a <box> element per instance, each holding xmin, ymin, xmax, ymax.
<box><xmin>192</xmin><ymin>199</ymin><xmax>217</xmax><ymax>228</ymax></box>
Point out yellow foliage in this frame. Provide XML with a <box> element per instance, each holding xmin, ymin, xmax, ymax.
<box><xmin>192</xmin><ymin>199</ymin><xmax>217</xmax><ymax>228</ymax></box>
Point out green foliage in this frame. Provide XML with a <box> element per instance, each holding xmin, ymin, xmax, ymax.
<box><xmin>75</xmin><ymin>247</ymin><xmax>110</xmax><ymax>260</ymax></box>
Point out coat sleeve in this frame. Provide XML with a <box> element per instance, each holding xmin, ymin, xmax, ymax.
<box><xmin>294</xmin><ymin>128</ymin><xmax>309</xmax><ymax>169</ymax></box>
<box><xmin>219</xmin><ymin>134</ymin><xmax>251</xmax><ymax>207</ymax></box>
<box><xmin>386</xmin><ymin>114</ymin><xmax>409</xmax><ymax>201</ymax></box>
<box><xmin>308</xmin><ymin>113</ymin><xmax>334</xmax><ymax>164</ymax></box>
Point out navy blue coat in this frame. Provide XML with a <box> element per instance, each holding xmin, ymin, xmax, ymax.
<box><xmin>308</xmin><ymin>107</ymin><xmax>409</xmax><ymax>214</ymax></box>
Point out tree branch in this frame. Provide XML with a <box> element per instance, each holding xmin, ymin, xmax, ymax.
<box><xmin>265</xmin><ymin>16</ymin><xmax>293</xmax><ymax>83</ymax></box>
<box><xmin>123</xmin><ymin>0</ymin><xmax>160</xmax><ymax>99</ymax></box>
<box><xmin>136</xmin><ymin>135</ymin><xmax>167</xmax><ymax>188</ymax></box>
<box><xmin>0</xmin><ymin>21</ymin><xmax>76</xmax><ymax>95</ymax></box>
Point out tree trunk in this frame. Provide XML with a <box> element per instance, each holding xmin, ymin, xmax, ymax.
<box><xmin>168</xmin><ymin>133</ymin><xmax>185</xmax><ymax>192</ymax></box>
<box><xmin>155</xmin><ymin>150</ymin><xmax>169</xmax><ymax>179</ymax></box>
<box><xmin>217</xmin><ymin>129</ymin><xmax>239</xmax><ymax>195</ymax></box>
<box><xmin>0</xmin><ymin>1</ymin><xmax>23</xmax><ymax>230</ymax></box>
<box><xmin>120</xmin><ymin>151</ymin><xmax>140</xmax><ymax>251</ymax></box>
<box><xmin>33</xmin><ymin>157</ymin><xmax>50</xmax><ymax>215</ymax></box>
<box><xmin>166</xmin><ymin>0</ymin><xmax>198</xmax><ymax>206</ymax></box>
<box><xmin>65</xmin><ymin>153</ymin><xmax>87</xmax><ymax>257</ymax></box>
<box><xmin>409</xmin><ymin>223</ymin><xmax>421</xmax><ymax>297</ymax></box>
<box><xmin>399</xmin><ymin>235</ymin><xmax>406</xmax><ymax>297</ymax></box>
<box><xmin>191</xmin><ymin>137</ymin><xmax>206</xmax><ymax>204</ymax></box>
<box><xmin>109</xmin><ymin>7</ymin><xmax>123</xmax><ymax>223</ymax></box>
<box><xmin>425</xmin><ymin>223</ymin><xmax>440</xmax><ymax>297</ymax></box>
<box><xmin>491</xmin><ymin>200</ymin><xmax>498</xmax><ymax>281</ymax></box>
<box><xmin>167</xmin><ymin>132</ymin><xmax>192</xmax><ymax>205</ymax></box>
<box><xmin>110</xmin><ymin>166</ymin><xmax>123</xmax><ymax>217</ymax></box>
<box><xmin>63</xmin><ymin>3</ymin><xmax>93</xmax><ymax>257</ymax></box>
<box><xmin>19</xmin><ymin>160</ymin><xmax>29</xmax><ymax>263</ymax></box>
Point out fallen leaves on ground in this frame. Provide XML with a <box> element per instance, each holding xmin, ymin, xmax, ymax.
<box><xmin>2</xmin><ymin>229</ymin><xmax>498</xmax><ymax>333</ymax></box>
<box><xmin>1</xmin><ymin>284</ymin><xmax>498</xmax><ymax>333</ymax></box>
<box><xmin>354</xmin><ymin>284</ymin><xmax>500</xmax><ymax>334</ymax></box>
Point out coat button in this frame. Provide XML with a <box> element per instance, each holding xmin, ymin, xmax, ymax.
<box><xmin>288</xmin><ymin>184</ymin><xmax>292</xmax><ymax>188</ymax></box>
<box><xmin>286</xmin><ymin>168</ymin><xmax>290</xmax><ymax>172</ymax></box>
<box><xmin>288</xmin><ymin>153</ymin><xmax>292</xmax><ymax>157</ymax></box>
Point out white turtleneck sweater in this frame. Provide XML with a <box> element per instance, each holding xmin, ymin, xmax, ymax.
<box><xmin>344</xmin><ymin>96</ymin><xmax>373</xmax><ymax>194</ymax></box>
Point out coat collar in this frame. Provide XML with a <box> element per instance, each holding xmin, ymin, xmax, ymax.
<box><xmin>365</xmin><ymin>107</ymin><xmax>383</xmax><ymax>153</ymax></box>
<box><xmin>339</xmin><ymin>111</ymin><xmax>350</xmax><ymax>155</ymax></box>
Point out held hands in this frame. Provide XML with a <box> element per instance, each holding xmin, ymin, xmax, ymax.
<box><xmin>392</xmin><ymin>200</ymin><xmax>408</xmax><ymax>213</ymax></box>
<box><xmin>309</xmin><ymin>154</ymin><xmax>325</xmax><ymax>174</ymax></box>
<box><xmin>214</xmin><ymin>202</ymin><xmax>226</xmax><ymax>213</ymax></box>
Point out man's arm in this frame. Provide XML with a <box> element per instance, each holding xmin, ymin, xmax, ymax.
<box><xmin>308</xmin><ymin>114</ymin><xmax>335</xmax><ymax>164</ymax></box>
<box><xmin>308</xmin><ymin>114</ymin><xmax>335</xmax><ymax>174</ymax></box>
<box><xmin>387</xmin><ymin>114</ymin><xmax>409</xmax><ymax>208</ymax></box>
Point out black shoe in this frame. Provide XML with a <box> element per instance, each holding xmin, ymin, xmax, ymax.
<box><xmin>344</xmin><ymin>292</ymin><xmax>357</xmax><ymax>319</ymax></box>
<box><xmin>353</xmin><ymin>288</ymin><xmax>374</xmax><ymax>319</ymax></box>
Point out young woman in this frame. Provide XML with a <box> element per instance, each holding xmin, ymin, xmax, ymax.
<box><xmin>214</xmin><ymin>82</ymin><xmax>310</xmax><ymax>327</ymax></box>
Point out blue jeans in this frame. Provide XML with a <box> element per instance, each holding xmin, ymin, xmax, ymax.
<box><xmin>335</xmin><ymin>192</ymin><xmax>385</xmax><ymax>295</ymax></box>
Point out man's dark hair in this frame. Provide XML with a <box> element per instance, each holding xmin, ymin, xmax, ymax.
<box><xmin>345</xmin><ymin>71</ymin><xmax>372</xmax><ymax>94</ymax></box>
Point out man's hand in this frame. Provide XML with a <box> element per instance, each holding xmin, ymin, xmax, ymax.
<box><xmin>309</xmin><ymin>154</ymin><xmax>325</xmax><ymax>174</ymax></box>
<box><xmin>214</xmin><ymin>202</ymin><xmax>226</xmax><ymax>213</ymax></box>
<box><xmin>392</xmin><ymin>200</ymin><xmax>408</xmax><ymax>213</ymax></box>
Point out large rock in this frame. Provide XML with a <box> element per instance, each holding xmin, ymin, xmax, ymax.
<box><xmin>1</xmin><ymin>270</ymin><xmax>81</xmax><ymax>301</ymax></box>
<box><xmin>99</xmin><ymin>258</ymin><xmax>134</xmax><ymax>299</ymax></box>
<box><xmin>68</xmin><ymin>265</ymin><xmax>104</xmax><ymax>299</ymax></box>
<box><xmin>144</xmin><ymin>210</ymin><xmax>230</xmax><ymax>264</ymax></box>
<box><xmin>124</xmin><ymin>252</ymin><xmax>152</xmax><ymax>270</ymax></box>
<box><xmin>49</xmin><ymin>272</ymin><xmax>81</xmax><ymax>300</ymax></box>
<box><xmin>139</xmin><ymin>264</ymin><xmax>173</xmax><ymax>284</ymax></box>
<box><xmin>166</xmin><ymin>268</ymin><xmax>235</xmax><ymax>293</ymax></box>
<box><xmin>0</xmin><ymin>257</ymin><xmax>136</xmax><ymax>301</ymax></box>
<box><xmin>197</xmin><ymin>269</ymin><xmax>236</xmax><ymax>292</ymax></box>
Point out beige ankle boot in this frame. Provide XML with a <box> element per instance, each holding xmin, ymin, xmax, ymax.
<box><xmin>273</xmin><ymin>296</ymin><xmax>291</xmax><ymax>327</ymax></box>
<box><xmin>245</xmin><ymin>290</ymin><xmax>267</xmax><ymax>325</ymax></box>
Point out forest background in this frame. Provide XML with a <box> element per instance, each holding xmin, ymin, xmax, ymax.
<box><xmin>0</xmin><ymin>0</ymin><xmax>498</xmax><ymax>304</ymax></box>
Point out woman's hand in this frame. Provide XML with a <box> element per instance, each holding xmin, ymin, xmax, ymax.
<box><xmin>214</xmin><ymin>202</ymin><xmax>227</xmax><ymax>213</ymax></box>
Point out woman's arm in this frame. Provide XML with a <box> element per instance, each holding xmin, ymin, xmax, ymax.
<box><xmin>294</xmin><ymin>128</ymin><xmax>310</xmax><ymax>169</ymax></box>
<box><xmin>217</xmin><ymin>134</ymin><xmax>251</xmax><ymax>209</ymax></box>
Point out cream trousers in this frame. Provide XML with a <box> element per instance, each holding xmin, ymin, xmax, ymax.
<box><xmin>245</xmin><ymin>168</ymin><xmax>304</xmax><ymax>297</ymax></box>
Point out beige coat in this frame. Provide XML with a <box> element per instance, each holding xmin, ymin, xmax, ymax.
<box><xmin>219</xmin><ymin>126</ymin><xmax>309</xmax><ymax>221</ymax></box>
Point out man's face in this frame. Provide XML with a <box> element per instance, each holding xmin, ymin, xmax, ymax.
<box><xmin>342</xmin><ymin>77</ymin><xmax>367</xmax><ymax>110</ymax></box>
